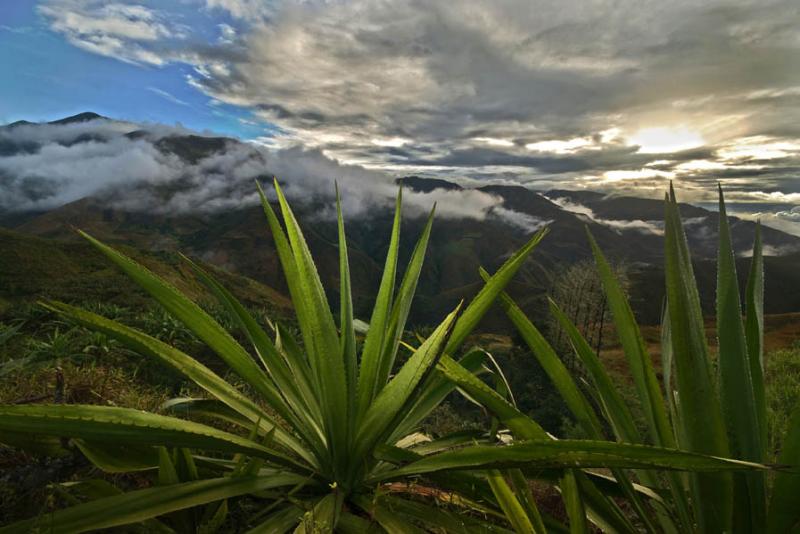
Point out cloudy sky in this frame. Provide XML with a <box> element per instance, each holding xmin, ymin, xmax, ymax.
<box><xmin>1</xmin><ymin>0</ymin><xmax>799</xmax><ymax>231</ymax></box>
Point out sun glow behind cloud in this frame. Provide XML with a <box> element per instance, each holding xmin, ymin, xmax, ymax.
<box><xmin>628</xmin><ymin>126</ymin><xmax>706</xmax><ymax>154</ymax></box>
<box><xmin>1</xmin><ymin>0</ymin><xmax>795</xmax><ymax>238</ymax></box>
<box><xmin>717</xmin><ymin>136</ymin><xmax>800</xmax><ymax>161</ymax></box>
<box><xmin>525</xmin><ymin>137</ymin><xmax>596</xmax><ymax>154</ymax></box>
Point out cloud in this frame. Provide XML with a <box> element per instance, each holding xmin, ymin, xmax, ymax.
<box><xmin>490</xmin><ymin>206</ymin><xmax>551</xmax><ymax>234</ymax></box>
<box><xmin>739</xmin><ymin>243</ymin><xmax>800</xmax><ymax>257</ymax></box>
<box><xmin>36</xmin><ymin>0</ymin><xmax>800</xmax><ymax>213</ymax></box>
<box><xmin>0</xmin><ymin>118</ymin><xmax>506</xmax><ymax>221</ymax></box>
<box><xmin>204</xmin><ymin>0</ymin><xmax>273</xmax><ymax>22</ymax></box>
<box><xmin>146</xmin><ymin>87</ymin><xmax>190</xmax><ymax>107</ymax></box>
<box><xmin>38</xmin><ymin>0</ymin><xmax>184</xmax><ymax>65</ymax></box>
<box><xmin>729</xmin><ymin>206</ymin><xmax>800</xmax><ymax>238</ymax></box>
<box><xmin>549</xmin><ymin>196</ymin><xmax>664</xmax><ymax>235</ymax></box>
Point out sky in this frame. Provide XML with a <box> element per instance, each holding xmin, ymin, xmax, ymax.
<box><xmin>1</xmin><ymin>0</ymin><xmax>799</xmax><ymax>232</ymax></box>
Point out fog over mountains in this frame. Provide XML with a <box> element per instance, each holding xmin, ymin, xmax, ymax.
<box><xmin>2</xmin><ymin>113</ymin><xmax>800</xmax><ymax>326</ymax></box>
<box><xmin>2</xmin><ymin>112</ymin><xmax>798</xmax><ymax>247</ymax></box>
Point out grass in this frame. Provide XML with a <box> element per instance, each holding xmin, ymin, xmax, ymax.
<box><xmin>766</xmin><ymin>343</ymin><xmax>800</xmax><ymax>459</ymax></box>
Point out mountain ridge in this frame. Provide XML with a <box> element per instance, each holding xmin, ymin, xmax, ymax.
<box><xmin>2</xmin><ymin>113</ymin><xmax>800</xmax><ymax>326</ymax></box>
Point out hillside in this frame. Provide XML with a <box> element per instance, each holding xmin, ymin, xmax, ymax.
<box><xmin>0</xmin><ymin>228</ymin><xmax>292</xmax><ymax>318</ymax></box>
<box><xmin>2</xmin><ymin>114</ymin><xmax>800</xmax><ymax>327</ymax></box>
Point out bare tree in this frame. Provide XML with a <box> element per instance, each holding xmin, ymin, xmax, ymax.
<box><xmin>548</xmin><ymin>260</ymin><xmax>629</xmax><ymax>375</ymax></box>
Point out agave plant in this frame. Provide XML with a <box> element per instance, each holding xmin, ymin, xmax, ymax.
<box><xmin>0</xmin><ymin>182</ymin><xmax>767</xmax><ymax>533</ymax></box>
<box><xmin>481</xmin><ymin>185</ymin><xmax>800</xmax><ymax>533</ymax></box>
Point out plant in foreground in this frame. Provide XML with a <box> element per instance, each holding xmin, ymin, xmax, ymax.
<box><xmin>0</xmin><ymin>182</ymin><xmax>769</xmax><ymax>533</ymax></box>
<box><xmin>483</xmin><ymin>185</ymin><xmax>800</xmax><ymax>533</ymax></box>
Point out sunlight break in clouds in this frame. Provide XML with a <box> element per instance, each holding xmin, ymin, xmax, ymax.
<box><xmin>627</xmin><ymin>126</ymin><xmax>706</xmax><ymax>154</ymax></box>
<box><xmin>31</xmin><ymin>0</ymin><xmax>800</xmax><ymax>229</ymax></box>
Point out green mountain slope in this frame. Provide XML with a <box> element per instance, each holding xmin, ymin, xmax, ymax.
<box><xmin>0</xmin><ymin>228</ymin><xmax>292</xmax><ymax>317</ymax></box>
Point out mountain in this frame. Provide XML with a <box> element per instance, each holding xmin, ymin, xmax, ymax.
<box><xmin>545</xmin><ymin>189</ymin><xmax>799</xmax><ymax>255</ymax></box>
<box><xmin>2</xmin><ymin>113</ymin><xmax>800</xmax><ymax>327</ymax></box>
<box><xmin>48</xmin><ymin>112</ymin><xmax>107</xmax><ymax>125</ymax></box>
<box><xmin>0</xmin><ymin>227</ymin><xmax>292</xmax><ymax>318</ymax></box>
<box><xmin>398</xmin><ymin>176</ymin><xmax>463</xmax><ymax>192</ymax></box>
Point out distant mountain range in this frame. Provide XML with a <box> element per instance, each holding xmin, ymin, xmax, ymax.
<box><xmin>2</xmin><ymin>113</ymin><xmax>799</xmax><ymax>326</ymax></box>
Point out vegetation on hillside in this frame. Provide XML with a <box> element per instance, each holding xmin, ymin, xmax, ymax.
<box><xmin>0</xmin><ymin>183</ymin><xmax>798</xmax><ymax>532</ymax></box>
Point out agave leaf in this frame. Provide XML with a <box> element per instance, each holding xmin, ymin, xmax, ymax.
<box><xmin>442</xmin><ymin>350</ymin><xmax>642</xmax><ymax>532</ymax></box>
<box><xmin>353</xmin><ymin>495</ymin><xmax>426</xmax><ymax>534</ymax></box>
<box><xmin>560</xmin><ymin>470</ymin><xmax>588</xmax><ymax>534</ymax></box>
<box><xmin>296</xmin><ymin>493</ymin><xmax>343</xmax><ymax>533</ymax></box>
<box><xmin>0</xmin><ymin>475</ymin><xmax>304</xmax><ymax>534</ymax></box>
<box><xmin>373</xmin><ymin>444</ymin><xmax>502</xmax><ymax>509</ymax></box>
<box><xmin>390</xmin><ymin>348</ymin><xmax>488</xmax><ymax>440</ymax></box>
<box><xmin>487</xmin><ymin>470</ymin><xmax>538</xmax><ymax>533</ymax></box>
<box><xmin>378</xmin><ymin>439</ymin><xmax>766</xmax><ymax>480</ymax></box>
<box><xmin>73</xmin><ymin>440</ymin><xmax>159</xmax><ymax>473</ymax></box>
<box><xmin>745</xmin><ymin>222</ymin><xmax>767</xmax><ymax>456</ymax></box>
<box><xmin>508</xmin><ymin>468</ymin><xmax>548</xmax><ymax>534</ymax></box>
<box><xmin>51</xmin><ymin>481</ymin><xmax>176</xmax><ymax>534</ymax></box>
<box><xmin>75</xmin><ymin>231</ymin><xmax>294</xmax><ymax>429</ymax></box>
<box><xmin>664</xmin><ymin>185</ymin><xmax>732</xmax><ymax>532</ymax></box>
<box><xmin>549</xmin><ymin>264</ymin><xmax>684</xmax><ymax>532</ymax></box>
<box><xmin>659</xmin><ymin>302</ymin><xmax>676</xmax><ymax>423</ymax></box>
<box><xmin>376</xmin><ymin>206</ymin><xmax>436</xmax><ymax>393</ymax></box>
<box><xmin>548</xmin><ymin>299</ymin><xmax>640</xmax><ymax>444</ymax></box>
<box><xmin>42</xmin><ymin>301</ymin><xmax>314</xmax><ymax>464</ymax></box>
<box><xmin>336</xmin><ymin>184</ymin><xmax>358</xmax><ymax>433</ymax></box>
<box><xmin>407</xmin><ymin>429</ymin><xmax>488</xmax><ymax>455</ymax></box>
<box><xmin>181</xmin><ymin>254</ymin><xmax>322</xmax><ymax>431</ymax></box>
<box><xmin>275</xmin><ymin>322</ymin><xmax>316</xmax><ymax>406</ymax></box>
<box><xmin>381</xmin><ymin>495</ymin><xmax>514</xmax><ymax>533</ymax></box>
<box><xmin>658</xmin><ymin>303</ymin><xmax>695</xmax><ymax>533</ymax></box>
<box><xmin>587</xmin><ymin>229</ymin><xmax>674</xmax><ymax>449</ymax></box>
<box><xmin>440</xmin><ymin>351</ymin><xmax>638</xmax><ymax>531</ymax></box>
<box><xmin>437</xmin><ymin>354</ymin><xmax>548</xmax><ymax>440</ymax></box>
<box><xmin>199</xmin><ymin>499</ymin><xmax>228</xmax><ymax>534</ymax></box>
<box><xmin>357</xmin><ymin>190</ymin><xmax>403</xmax><ymax>417</ymax></box>
<box><xmin>355</xmin><ymin>305</ymin><xmax>460</xmax><ymax>460</ymax></box>
<box><xmin>482</xmin><ymin>270</ymin><xmax>602</xmax><ymax>438</ymax></box>
<box><xmin>0</xmin><ymin>430</ymin><xmax>69</xmax><ymax>457</ymax></box>
<box><xmin>245</xmin><ymin>505</ymin><xmax>303</xmax><ymax>534</ymax></box>
<box><xmin>575</xmin><ymin>473</ymin><xmax>645</xmax><ymax>534</ymax></box>
<box><xmin>445</xmin><ymin>226</ymin><xmax>548</xmax><ymax>355</ymax></box>
<box><xmin>0</xmin><ymin>404</ymin><xmax>309</xmax><ymax>472</ymax></box>
<box><xmin>716</xmin><ymin>186</ymin><xmax>767</xmax><ymax>530</ymax></box>
<box><xmin>162</xmin><ymin>398</ymin><xmax>254</xmax><ymax>429</ymax></box>
<box><xmin>272</xmin><ymin>179</ymin><xmax>349</xmax><ymax>472</ymax></box>
<box><xmin>256</xmin><ymin>183</ymin><xmax>308</xmax><ymax>368</ymax></box>
<box><xmin>336</xmin><ymin>512</ymin><xmax>381</xmax><ymax>534</ymax></box>
<box><xmin>158</xmin><ymin>447</ymin><xmax>181</xmax><ymax>486</ymax></box>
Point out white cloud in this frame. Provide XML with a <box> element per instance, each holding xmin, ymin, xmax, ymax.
<box><xmin>549</xmin><ymin>196</ymin><xmax>664</xmax><ymax>235</ymax></box>
<box><xmin>36</xmin><ymin>0</ymin><xmax>800</xmax><ymax>207</ymax></box>
<box><xmin>204</xmin><ymin>0</ymin><xmax>273</xmax><ymax>21</ymax></box>
<box><xmin>732</xmin><ymin>207</ymin><xmax>800</xmax><ymax>238</ymax></box>
<box><xmin>0</xmin><ymin>118</ymin><xmax>505</xmax><ymax>221</ymax></box>
<box><xmin>39</xmin><ymin>1</ymin><xmax>181</xmax><ymax>65</ymax></box>
<box><xmin>147</xmin><ymin>87</ymin><xmax>190</xmax><ymax>106</ymax></box>
<box><xmin>491</xmin><ymin>206</ymin><xmax>551</xmax><ymax>233</ymax></box>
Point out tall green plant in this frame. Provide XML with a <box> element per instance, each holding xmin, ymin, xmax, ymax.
<box><xmin>492</xmin><ymin>185</ymin><xmax>800</xmax><ymax>533</ymax></box>
<box><xmin>0</xmin><ymin>183</ymin><xmax>766</xmax><ymax>533</ymax></box>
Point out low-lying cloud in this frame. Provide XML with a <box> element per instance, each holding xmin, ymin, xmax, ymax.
<box><xmin>549</xmin><ymin>196</ymin><xmax>664</xmax><ymax>235</ymax></box>
<box><xmin>490</xmin><ymin>206</ymin><xmax>551</xmax><ymax>234</ymax></box>
<box><xmin>0</xmin><ymin>117</ymin><xmax>503</xmax><ymax>220</ymax></box>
